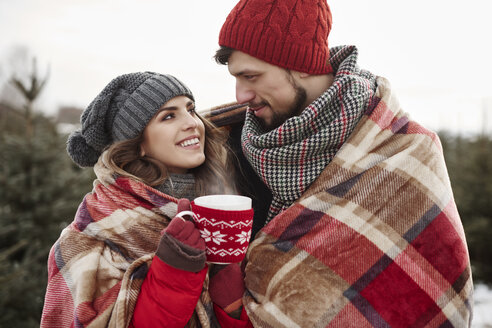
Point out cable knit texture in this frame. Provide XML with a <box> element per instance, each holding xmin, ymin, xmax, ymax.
<box><xmin>219</xmin><ymin>0</ymin><xmax>333</xmax><ymax>74</ymax></box>
<box><xmin>156</xmin><ymin>173</ymin><xmax>196</xmax><ymax>201</ymax></box>
<box><xmin>67</xmin><ymin>72</ymin><xmax>194</xmax><ymax>167</ymax></box>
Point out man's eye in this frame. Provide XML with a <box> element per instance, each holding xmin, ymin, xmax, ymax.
<box><xmin>244</xmin><ymin>75</ymin><xmax>255</xmax><ymax>80</ymax></box>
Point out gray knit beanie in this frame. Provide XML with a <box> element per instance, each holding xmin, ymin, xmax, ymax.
<box><xmin>67</xmin><ymin>72</ymin><xmax>194</xmax><ymax>167</ymax></box>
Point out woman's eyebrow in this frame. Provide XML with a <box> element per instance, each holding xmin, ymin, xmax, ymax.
<box><xmin>156</xmin><ymin>100</ymin><xmax>195</xmax><ymax>115</ymax></box>
<box><xmin>158</xmin><ymin>105</ymin><xmax>177</xmax><ymax>111</ymax></box>
<box><xmin>159</xmin><ymin>101</ymin><xmax>194</xmax><ymax>111</ymax></box>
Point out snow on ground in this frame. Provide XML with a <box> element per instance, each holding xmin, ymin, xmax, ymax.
<box><xmin>472</xmin><ymin>283</ymin><xmax>492</xmax><ymax>328</ymax></box>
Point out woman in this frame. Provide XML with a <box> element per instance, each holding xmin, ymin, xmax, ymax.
<box><xmin>40</xmin><ymin>72</ymin><xmax>251</xmax><ymax>327</ymax></box>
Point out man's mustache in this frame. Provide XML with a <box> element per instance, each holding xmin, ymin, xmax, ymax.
<box><xmin>248</xmin><ymin>101</ymin><xmax>269</xmax><ymax>110</ymax></box>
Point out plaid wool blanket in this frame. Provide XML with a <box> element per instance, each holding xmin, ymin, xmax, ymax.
<box><xmin>242</xmin><ymin>77</ymin><xmax>473</xmax><ymax>327</ymax></box>
<box><xmin>41</xmin><ymin>155</ymin><xmax>214</xmax><ymax>327</ymax></box>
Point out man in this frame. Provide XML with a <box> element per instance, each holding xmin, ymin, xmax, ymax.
<box><xmin>207</xmin><ymin>0</ymin><xmax>473</xmax><ymax>327</ymax></box>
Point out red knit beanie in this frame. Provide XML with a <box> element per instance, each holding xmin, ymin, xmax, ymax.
<box><xmin>219</xmin><ymin>0</ymin><xmax>333</xmax><ymax>75</ymax></box>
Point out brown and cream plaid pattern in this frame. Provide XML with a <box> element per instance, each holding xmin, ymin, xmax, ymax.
<box><xmin>242</xmin><ymin>76</ymin><xmax>473</xmax><ymax>327</ymax></box>
<box><xmin>41</xmin><ymin>155</ymin><xmax>215</xmax><ymax>328</ymax></box>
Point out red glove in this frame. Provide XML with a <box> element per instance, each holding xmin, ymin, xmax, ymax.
<box><xmin>209</xmin><ymin>263</ymin><xmax>245</xmax><ymax>318</ymax></box>
<box><xmin>156</xmin><ymin>199</ymin><xmax>206</xmax><ymax>272</ymax></box>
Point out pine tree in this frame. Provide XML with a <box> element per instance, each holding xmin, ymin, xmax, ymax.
<box><xmin>0</xmin><ymin>59</ymin><xmax>94</xmax><ymax>327</ymax></box>
<box><xmin>440</xmin><ymin>132</ymin><xmax>492</xmax><ymax>285</ymax></box>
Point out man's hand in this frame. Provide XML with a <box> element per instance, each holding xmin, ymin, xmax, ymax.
<box><xmin>209</xmin><ymin>262</ymin><xmax>245</xmax><ymax>318</ymax></box>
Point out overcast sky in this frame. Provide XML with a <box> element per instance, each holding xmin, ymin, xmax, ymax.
<box><xmin>1</xmin><ymin>0</ymin><xmax>491</xmax><ymax>134</ymax></box>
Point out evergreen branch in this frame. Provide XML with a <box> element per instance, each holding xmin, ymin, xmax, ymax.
<box><xmin>0</xmin><ymin>239</ymin><xmax>29</xmax><ymax>262</ymax></box>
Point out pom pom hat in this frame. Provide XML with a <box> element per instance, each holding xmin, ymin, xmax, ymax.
<box><xmin>219</xmin><ymin>0</ymin><xmax>333</xmax><ymax>74</ymax></box>
<box><xmin>67</xmin><ymin>72</ymin><xmax>193</xmax><ymax>167</ymax></box>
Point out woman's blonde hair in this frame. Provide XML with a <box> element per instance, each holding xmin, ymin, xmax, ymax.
<box><xmin>104</xmin><ymin>113</ymin><xmax>235</xmax><ymax>196</ymax></box>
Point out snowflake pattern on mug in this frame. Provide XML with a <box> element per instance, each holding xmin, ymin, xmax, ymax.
<box><xmin>235</xmin><ymin>230</ymin><xmax>251</xmax><ymax>244</ymax></box>
<box><xmin>200</xmin><ymin>228</ymin><xmax>227</xmax><ymax>245</ymax></box>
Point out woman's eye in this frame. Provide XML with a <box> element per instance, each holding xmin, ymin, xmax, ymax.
<box><xmin>161</xmin><ymin>113</ymin><xmax>174</xmax><ymax>121</ymax></box>
<box><xmin>188</xmin><ymin>107</ymin><xmax>197</xmax><ymax>115</ymax></box>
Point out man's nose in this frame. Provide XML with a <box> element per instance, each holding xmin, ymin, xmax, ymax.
<box><xmin>235</xmin><ymin>80</ymin><xmax>255</xmax><ymax>104</ymax></box>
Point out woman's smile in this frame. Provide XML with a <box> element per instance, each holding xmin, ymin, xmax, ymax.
<box><xmin>141</xmin><ymin>96</ymin><xmax>206</xmax><ymax>174</ymax></box>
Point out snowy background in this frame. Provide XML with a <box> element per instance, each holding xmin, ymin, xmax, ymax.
<box><xmin>1</xmin><ymin>0</ymin><xmax>491</xmax><ymax>135</ymax></box>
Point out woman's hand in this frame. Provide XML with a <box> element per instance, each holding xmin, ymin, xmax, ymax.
<box><xmin>156</xmin><ymin>199</ymin><xmax>206</xmax><ymax>272</ymax></box>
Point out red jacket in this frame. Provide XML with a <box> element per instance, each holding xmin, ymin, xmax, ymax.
<box><xmin>131</xmin><ymin>256</ymin><xmax>252</xmax><ymax>327</ymax></box>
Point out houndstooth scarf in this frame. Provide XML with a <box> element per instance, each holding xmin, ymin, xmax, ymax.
<box><xmin>242</xmin><ymin>45</ymin><xmax>378</xmax><ymax>223</ymax></box>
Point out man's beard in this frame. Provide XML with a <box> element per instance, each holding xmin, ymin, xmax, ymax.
<box><xmin>260</xmin><ymin>82</ymin><xmax>307</xmax><ymax>132</ymax></box>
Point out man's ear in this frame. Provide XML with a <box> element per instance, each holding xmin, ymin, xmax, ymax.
<box><xmin>140</xmin><ymin>147</ymin><xmax>146</xmax><ymax>157</ymax></box>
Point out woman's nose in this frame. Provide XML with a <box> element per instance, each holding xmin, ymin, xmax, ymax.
<box><xmin>182</xmin><ymin>112</ymin><xmax>198</xmax><ymax>129</ymax></box>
